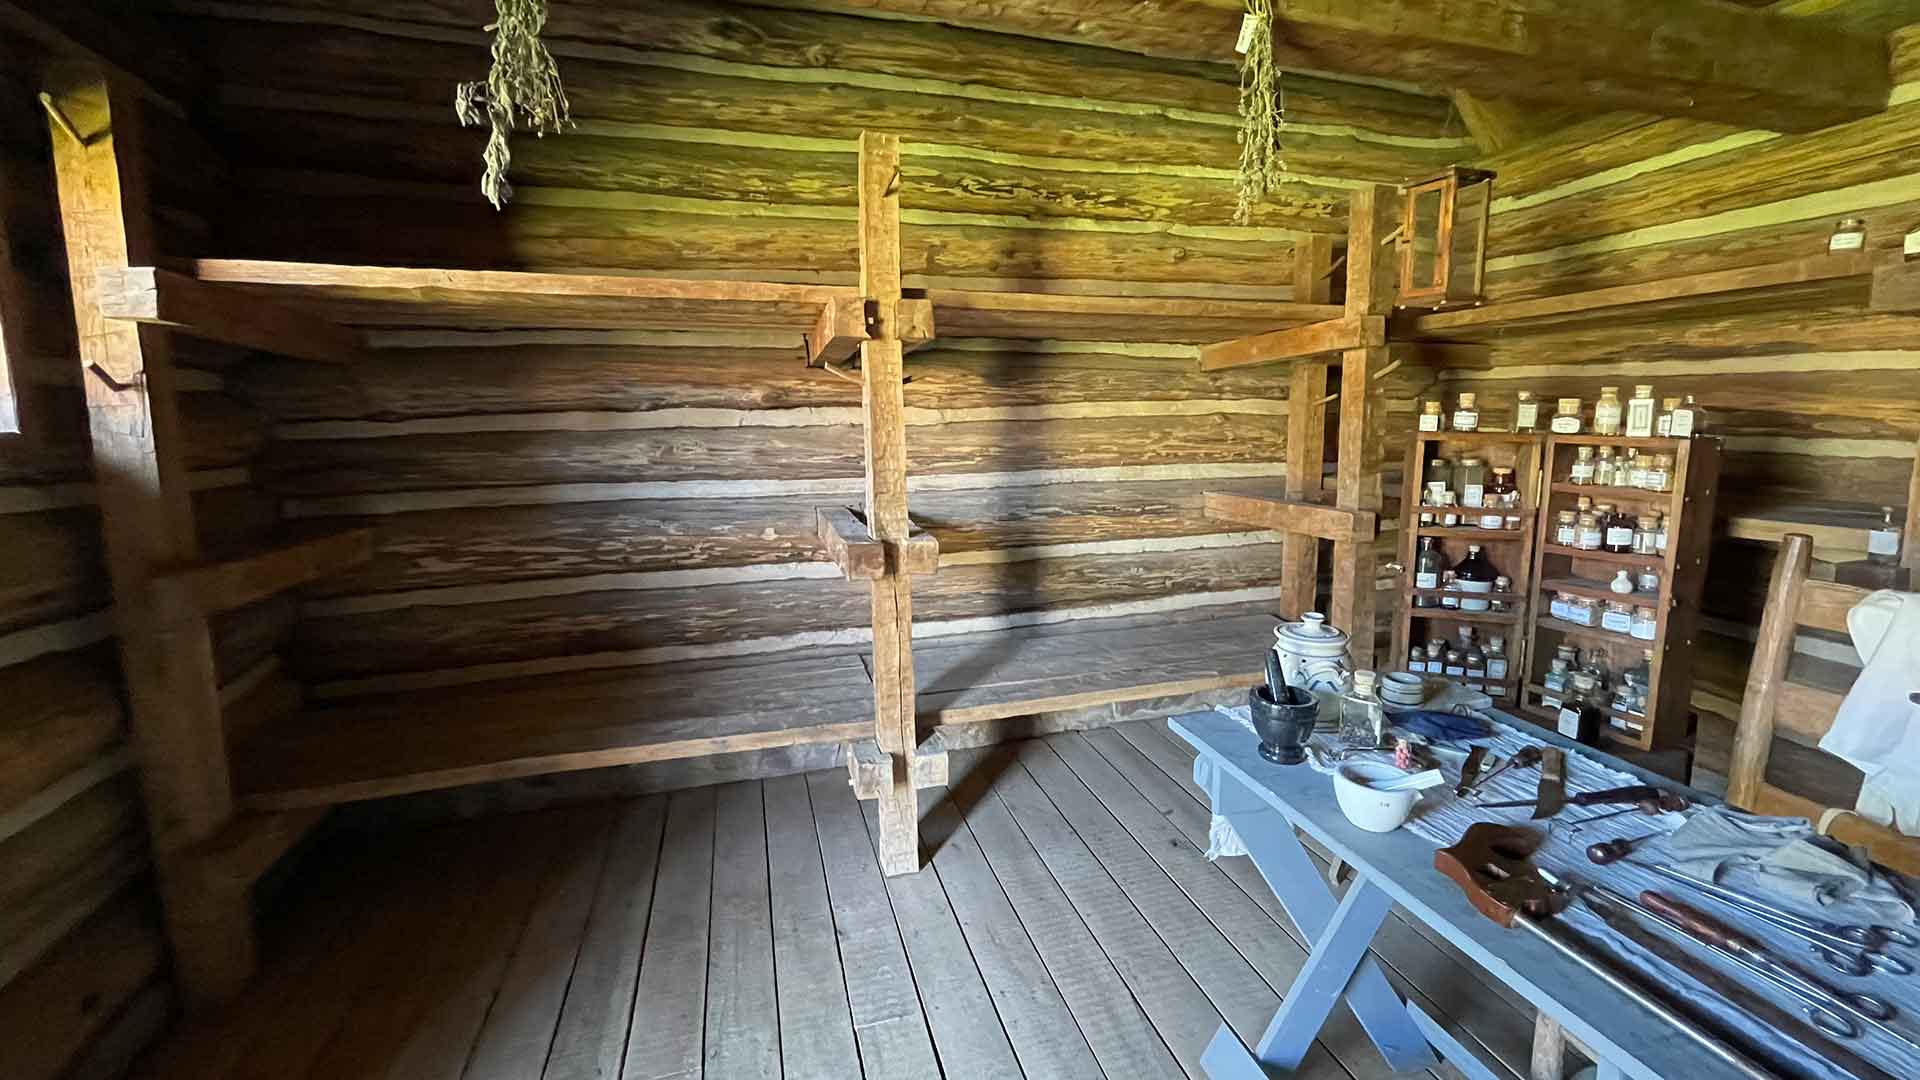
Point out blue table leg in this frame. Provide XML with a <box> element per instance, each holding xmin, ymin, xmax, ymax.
<box><xmin>1196</xmin><ymin>757</ymin><xmax>1439</xmax><ymax>1074</ymax></box>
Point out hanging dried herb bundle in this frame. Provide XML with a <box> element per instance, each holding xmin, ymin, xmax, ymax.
<box><xmin>454</xmin><ymin>0</ymin><xmax>573</xmax><ymax>210</ymax></box>
<box><xmin>1234</xmin><ymin>0</ymin><xmax>1287</xmax><ymax>225</ymax></box>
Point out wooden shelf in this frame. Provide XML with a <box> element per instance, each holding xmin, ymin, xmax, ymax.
<box><xmin>1417</xmin><ymin>525</ymin><xmax>1530</xmax><ymax>540</ymax></box>
<box><xmin>1412</xmin><ymin>431</ymin><xmax>1547</xmax><ymax>446</ymax></box>
<box><xmin>926</xmin><ymin>288</ymin><xmax>1341</xmax><ymax>345</ymax></box>
<box><xmin>1406</xmin><ymin>607</ymin><xmax>1525</xmax><ymax>625</ymax></box>
<box><xmin>1403</xmin><ymin>254</ymin><xmax>1872</xmax><ymax>343</ymax></box>
<box><xmin>1523</xmin><ymin>684</ymin><xmax>1648</xmax><ymax>730</ymax></box>
<box><xmin>1547</xmin><ymin>482</ymin><xmax>1679</xmax><ymax>502</ymax></box>
<box><xmin>1540</xmin><ymin>576</ymin><xmax>1664</xmax><ymax>605</ymax></box>
<box><xmin>1533</xmin><ymin>614</ymin><xmax>1655</xmax><ymax>651</ymax></box>
<box><xmin>1536</xmin><ymin>544</ymin><xmax>1657</xmax><ymax>567</ymax></box>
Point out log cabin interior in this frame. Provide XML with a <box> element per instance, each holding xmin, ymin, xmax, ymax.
<box><xmin>5</xmin><ymin>0</ymin><xmax>1920</xmax><ymax>1077</ymax></box>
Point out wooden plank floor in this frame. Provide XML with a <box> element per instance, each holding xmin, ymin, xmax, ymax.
<box><xmin>137</xmin><ymin>721</ymin><xmax>1538</xmax><ymax>1080</ymax></box>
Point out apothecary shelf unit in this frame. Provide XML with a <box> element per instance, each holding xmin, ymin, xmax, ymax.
<box><xmin>1521</xmin><ymin>434</ymin><xmax>1722</xmax><ymax>751</ymax></box>
<box><xmin>1391</xmin><ymin>431</ymin><xmax>1546</xmax><ymax>709</ymax></box>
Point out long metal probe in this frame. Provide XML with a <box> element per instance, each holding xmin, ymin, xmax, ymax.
<box><xmin>1509</xmin><ymin>914</ymin><xmax>1779</xmax><ymax>1080</ymax></box>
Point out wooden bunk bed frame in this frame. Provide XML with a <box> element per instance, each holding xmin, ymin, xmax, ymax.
<box><xmin>45</xmin><ymin>59</ymin><xmax>1904</xmax><ymax>1006</ymax></box>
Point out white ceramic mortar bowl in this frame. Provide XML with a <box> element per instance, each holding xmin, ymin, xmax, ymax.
<box><xmin>1334</xmin><ymin>762</ymin><xmax>1419</xmax><ymax>833</ymax></box>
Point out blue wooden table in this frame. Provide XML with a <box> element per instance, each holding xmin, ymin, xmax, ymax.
<box><xmin>1170</xmin><ymin>708</ymin><xmax>1737</xmax><ymax>1080</ymax></box>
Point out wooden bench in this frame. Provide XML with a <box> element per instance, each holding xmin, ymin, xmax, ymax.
<box><xmin>1726</xmin><ymin>532</ymin><xmax>1920</xmax><ymax>874</ymax></box>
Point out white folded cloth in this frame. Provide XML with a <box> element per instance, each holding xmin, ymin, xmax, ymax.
<box><xmin>1821</xmin><ymin>590</ymin><xmax>1920</xmax><ymax>836</ymax></box>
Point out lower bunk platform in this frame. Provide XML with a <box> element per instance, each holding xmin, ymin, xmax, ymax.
<box><xmin>233</xmin><ymin>606</ymin><xmax>1279</xmax><ymax>811</ymax></box>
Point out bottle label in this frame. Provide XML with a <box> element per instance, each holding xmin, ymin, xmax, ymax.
<box><xmin>1418</xmin><ymin>414</ymin><xmax>1441</xmax><ymax>432</ymax></box>
<box><xmin>1462</xmin><ymin>484</ymin><xmax>1485</xmax><ymax>508</ymax></box>
<box><xmin>1657</xmin><ymin>415</ymin><xmax>1672</xmax><ymax>437</ymax></box>
<box><xmin>1670</xmin><ymin>411</ymin><xmax>1695</xmax><ymax>437</ymax></box>
<box><xmin>1478</xmin><ymin>513</ymin><xmax>1505</xmax><ymax>530</ymax></box>
<box><xmin>1455</xmin><ymin>579</ymin><xmax>1493</xmax><ymax>613</ymax></box>
<box><xmin>1453</xmin><ymin>411</ymin><xmax>1479</xmax><ymax>431</ymax></box>
<box><xmin>1606</xmin><ymin>526</ymin><xmax>1634</xmax><ymax>547</ymax></box>
<box><xmin>1631</xmin><ymin>619</ymin><xmax>1657</xmax><ymax>641</ymax></box>
<box><xmin>1441</xmin><ymin>595</ymin><xmax>1460</xmax><ymax>608</ymax></box>
<box><xmin>1556</xmin><ymin>524</ymin><xmax>1577</xmax><ymax>546</ymax></box>
<box><xmin>1557</xmin><ymin>707</ymin><xmax>1582</xmax><ymax>738</ymax></box>
<box><xmin>1601</xmin><ymin>610</ymin><xmax>1633</xmax><ymax>634</ymax></box>
<box><xmin>1487</xmin><ymin>658</ymin><xmax>1508</xmax><ymax>679</ymax></box>
<box><xmin>1869</xmin><ymin>528</ymin><xmax>1900</xmax><ymax>557</ymax></box>
<box><xmin>1516</xmin><ymin>402</ymin><xmax>1539</xmax><ymax>429</ymax></box>
<box><xmin>1409</xmin><ymin>659</ymin><xmax>1426</xmax><ymax>673</ymax></box>
<box><xmin>1595</xmin><ymin>406</ymin><xmax>1622</xmax><ymax>435</ymax></box>
<box><xmin>1570</xmin><ymin>462</ymin><xmax>1595</xmax><ymax>483</ymax></box>
<box><xmin>1488</xmin><ymin>684</ymin><xmax>1509</xmax><ymax>698</ymax></box>
<box><xmin>1578</xmin><ymin>527</ymin><xmax>1603</xmax><ymax>549</ymax></box>
<box><xmin>1550</xmin><ymin>415</ymin><xmax>1581</xmax><ymax>434</ymax></box>
<box><xmin>1830</xmin><ymin>231</ymin><xmax>1866</xmax><ymax>252</ymax></box>
<box><xmin>1444</xmin><ymin>663</ymin><xmax>1465</xmax><ymax>677</ymax></box>
<box><xmin>1415</xmin><ymin>571</ymin><xmax>1439</xmax><ymax>588</ymax></box>
<box><xmin>1625</xmin><ymin>402</ymin><xmax>1656</xmax><ymax>438</ymax></box>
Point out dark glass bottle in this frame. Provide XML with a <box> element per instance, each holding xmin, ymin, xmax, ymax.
<box><xmin>1600</xmin><ymin>502</ymin><xmax>1635</xmax><ymax>554</ymax></box>
<box><xmin>1557</xmin><ymin>675</ymin><xmax>1604</xmax><ymax>745</ymax></box>
<box><xmin>1453</xmin><ymin>544</ymin><xmax>1498</xmax><ymax>613</ymax></box>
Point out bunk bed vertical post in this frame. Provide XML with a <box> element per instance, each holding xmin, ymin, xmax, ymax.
<box><xmin>1280</xmin><ymin>237</ymin><xmax>1335</xmax><ymax>616</ymax></box>
<box><xmin>43</xmin><ymin>66</ymin><xmax>251</xmax><ymax>1004</ymax></box>
<box><xmin>857</xmin><ymin>131</ymin><xmax>921</xmax><ymax>876</ymax></box>
<box><xmin>1331</xmin><ymin>185</ymin><xmax>1397</xmax><ymax>670</ymax></box>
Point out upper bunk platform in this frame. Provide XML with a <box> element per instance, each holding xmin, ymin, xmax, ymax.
<box><xmin>1401</xmin><ymin>253</ymin><xmax>1873</xmax><ymax>343</ymax></box>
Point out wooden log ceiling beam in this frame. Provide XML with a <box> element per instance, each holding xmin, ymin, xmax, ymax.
<box><xmin>761</xmin><ymin>0</ymin><xmax>1889</xmax><ymax>132</ymax></box>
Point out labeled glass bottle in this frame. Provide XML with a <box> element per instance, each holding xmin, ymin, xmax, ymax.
<box><xmin>1594</xmin><ymin>446</ymin><xmax>1617</xmax><ymax>488</ymax></box>
<box><xmin>1485</xmin><ymin>636</ymin><xmax>1509</xmax><ymax>681</ymax></box>
<box><xmin>1513</xmin><ymin>391</ymin><xmax>1540</xmax><ymax>433</ymax></box>
<box><xmin>1339</xmin><ymin>670</ymin><xmax>1388</xmax><ymax>749</ymax></box>
<box><xmin>1550</xmin><ymin>397</ymin><xmax>1584</xmax><ymax>434</ymax></box>
<box><xmin>1830</xmin><ymin>216</ymin><xmax>1867</xmax><ymax>254</ymax></box>
<box><xmin>1644</xmin><ymin>453</ymin><xmax>1673</xmax><ymax>493</ymax></box>
<box><xmin>1657</xmin><ymin>397</ymin><xmax>1681</xmax><ymax>438</ymax></box>
<box><xmin>1594</xmin><ymin>386</ymin><xmax>1624</xmax><ymax>436</ymax></box>
<box><xmin>1633</xmin><ymin>512</ymin><xmax>1661</xmax><ymax>556</ymax></box>
<box><xmin>1426</xmin><ymin>639</ymin><xmax>1445</xmax><ymax>671</ymax></box>
<box><xmin>1443</xmin><ymin>648</ymin><xmax>1466</xmax><ymax>678</ymax></box>
<box><xmin>1408</xmin><ymin>647</ymin><xmax>1426</xmax><ymax>674</ymax></box>
<box><xmin>1543</xmin><ymin>656</ymin><xmax>1571</xmax><ymax>695</ymax></box>
<box><xmin>1557</xmin><ymin>679</ymin><xmax>1603</xmax><ymax>745</ymax></box>
<box><xmin>1601</xmin><ymin>503</ymin><xmax>1635</xmax><ymax>553</ymax></box>
<box><xmin>1452</xmin><ymin>393</ymin><xmax>1481</xmax><ymax>432</ymax></box>
<box><xmin>1637</xmin><ymin>565</ymin><xmax>1661</xmax><ymax>593</ymax></box>
<box><xmin>1625</xmin><ymin>650</ymin><xmax>1654</xmax><ymax>715</ymax></box>
<box><xmin>1570</xmin><ymin>445</ymin><xmax>1596</xmax><ymax>485</ymax></box>
<box><xmin>1601</xmin><ymin>599</ymin><xmax>1634</xmax><ymax>635</ymax></box>
<box><xmin>1413</xmin><ymin>536</ymin><xmax>1447</xmax><ymax>601</ymax></box>
<box><xmin>1440</xmin><ymin>570</ymin><xmax>1461</xmax><ymax>608</ymax></box>
<box><xmin>1453</xmin><ymin>544</ymin><xmax>1498</xmax><ymax>612</ymax></box>
<box><xmin>1464</xmin><ymin>642</ymin><xmax>1487</xmax><ymax>687</ymax></box>
<box><xmin>1440</xmin><ymin>493</ymin><xmax>1461</xmax><ymax>528</ymax></box>
<box><xmin>1419</xmin><ymin>400</ymin><xmax>1443</xmax><ymax>432</ymax></box>
<box><xmin>1625</xmin><ymin>385</ymin><xmax>1657</xmax><ymax>438</ymax></box>
<box><xmin>1486</xmin><ymin>466</ymin><xmax>1517</xmax><ymax>508</ymax></box>
<box><xmin>1624</xmin><ymin>449</ymin><xmax>1647</xmax><ymax>490</ymax></box>
<box><xmin>1576</xmin><ymin>509</ymin><xmax>1603</xmax><ymax>551</ymax></box>
<box><xmin>1869</xmin><ymin>506</ymin><xmax>1902</xmax><ymax>565</ymax></box>
<box><xmin>1455</xmin><ymin>457</ymin><xmax>1487</xmax><ymax>509</ymax></box>
<box><xmin>1670</xmin><ymin>395</ymin><xmax>1706</xmax><ymax>437</ymax></box>
<box><xmin>1491</xmin><ymin>575</ymin><xmax>1513</xmax><ymax>612</ymax></box>
<box><xmin>1631</xmin><ymin>605</ymin><xmax>1658</xmax><ymax>641</ymax></box>
<box><xmin>1555</xmin><ymin>510</ymin><xmax>1578</xmax><ymax>547</ymax></box>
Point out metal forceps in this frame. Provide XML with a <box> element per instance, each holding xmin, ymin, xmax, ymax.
<box><xmin>1647</xmin><ymin>864</ymin><xmax>1917</xmax><ymax>975</ymax></box>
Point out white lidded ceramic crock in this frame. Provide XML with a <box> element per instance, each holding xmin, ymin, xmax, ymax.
<box><xmin>1271</xmin><ymin>612</ymin><xmax>1352</xmax><ymax>693</ymax></box>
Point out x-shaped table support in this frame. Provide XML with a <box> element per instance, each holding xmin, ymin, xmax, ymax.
<box><xmin>1195</xmin><ymin>755</ymin><xmax>1505</xmax><ymax>1079</ymax></box>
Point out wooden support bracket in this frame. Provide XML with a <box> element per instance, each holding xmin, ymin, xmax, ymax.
<box><xmin>95</xmin><ymin>266</ymin><xmax>369</xmax><ymax>364</ymax></box>
<box><xmin>847</xmin><ymin>730</ymin><xmax>950</xmax><ymax>799</ymax></box>
<box><xmin>819</xmin><ymin>506</ymin><xmax>938</xmax><ymax>577</ymax></box>
<box><xmin>807</xmin><ymin>295</ymin><xmax>936</xmax><ymax>367</ymax></box>
<box><xmin>141</xmin><ymin>529</ymin><xmax>374</xmax><ymax>625</ymax></box>
<box><xmin>1197</xmin><ymin>313</ymin><xmax>1386</xmax><ymax>371</ymax></box>
<box><xmin>1204</xmin><ymin>492</ymin><xmax>1377</xmax><ymax>543</ymax></box>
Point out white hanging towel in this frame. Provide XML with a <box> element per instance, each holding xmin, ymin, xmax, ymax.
<box><xmin>1820</xmin><ymin>590</ymin><xmax>1920</xmax><ymax>836</ymax></box>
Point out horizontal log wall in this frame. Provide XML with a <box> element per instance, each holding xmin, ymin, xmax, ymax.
<box><xmin>1458</xmin><ymin>9</ymin><xmax>1920</xmax><ymax>785</ymax></box>
<box><xmin>174</xmin><ymin>1</ymin><xmax>1454</xmax><ymax>713</ymax></box>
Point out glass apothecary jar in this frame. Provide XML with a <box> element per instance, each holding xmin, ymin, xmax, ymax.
<box><xmin>1637</xmin><ymin>566</ymin><xmax>1661</xmax><ymax>593</ymax></box>
<box><xmin>1455</xmin><ymin>457</ymin><xmax>1487</xmax><ymax>508</ymax></box>
<box><xmin>1625</xmin><ymin>385</ymin><xmax>1658</xmax><ymax>438</ymax></box>
<box><xmin>1452</xmin><ymin>393</ymin><xmax>1480</xmax><ymax>432</ymax></box>
<box><xmin>1600</xmin><ymin>503</ymin><xmax>1634</xmax><ymax>553</ymax></box>
<box><xmin>1419</xmin><ymin>400</ymin><xmax>1443</xmax><ymax>432</ymax></box>
<box><xmin>1550</xmin><ymin>398</ymin><xmax>1583</xmax><ymax>434</ymax></box>
<box><xmin>1339</xmin><ymin>670</ymin><xmax>1388</xmax><ymax>749</ymax></box>
<box><xmin>1594</xmin><ymin>386</ymin><xmax>1624</xmax><ymax>436</ymax></box>
<box><xmin>1570</xmin><ymin>446</ymin><xmax>1596</xmax><ymax>485</ymax></box>
<box><xmin>1644</xmin><ymin>453</ymin><xmax>1674</xmax><ymax>492</ymax></box>
<box><xmin>1600</xmin><ymin>599</ymin><xmax>1634</xmax><ymax>634</ymax></box>
<box><xmin>1631</xmin><ymin>605</ymin><xmax>1658</xmax><ymax>641</ymax></box>
<box><xmin>1633</xmin><ymin>512</ymin><xmax>1661</xmax><ymax>556</ymax></box>
<box><xmin>1486</xmin><ymin>466</ymin><xmax>1517</xmax><ymax>508</ymax></box>
<box><xmin>1594</xmin><ymin>446</ymin><xmax>1616</xmax><ymax>487</ymax></box>
<box><xmin>1554</xmin><ymin>510</ymin><xmax>1578</xmax><ymax>547</ymax></box>
<box><xmin>1513</xmin><ymin>391</ymin><xmax>1540</xmax><ymax>432</ymax></box>
<box><xmin>1576</xmin><ymin>511</ymin><xmax>1603</xmax><ymax>551</ymax></box>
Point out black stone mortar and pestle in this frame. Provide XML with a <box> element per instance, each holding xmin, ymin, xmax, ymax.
<box><xmin>1252</xmin><ymin>650</ymin><xmax>1318</xmax><ymax>765</ymax></box>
